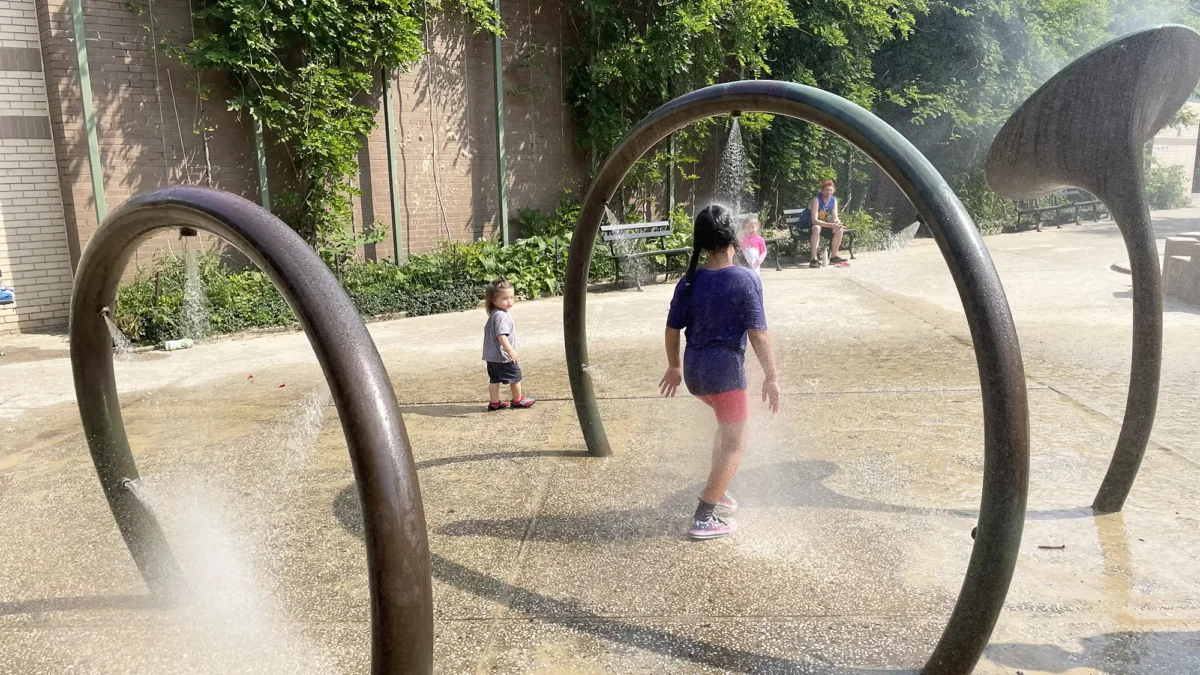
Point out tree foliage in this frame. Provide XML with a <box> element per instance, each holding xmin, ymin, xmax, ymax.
<box><xmin>566</xmin><ymin>0</ymin><xmax>1200</xmax><ymax>226</ymax></box>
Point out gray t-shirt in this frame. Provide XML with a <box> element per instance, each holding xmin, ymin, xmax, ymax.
<box><xmin>483</xmin><ymin>309</ymin><xmax>516</xmax><ymax>363</ymax></box>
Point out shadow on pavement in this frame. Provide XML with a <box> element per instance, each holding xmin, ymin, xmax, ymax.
<box><xmin>332</xmin><ymin>469</ymin><xmax>918</xmax><ymax>674</ymax></box>
<box><xmin>0</xmin><ymin>594</ymin><xmax>165</xmax><ymax>617</ymax></box>
<box><xmin>987</xmin><ymin>631</ymin><xmax>1200</xmax><ymax>674</ymax></box>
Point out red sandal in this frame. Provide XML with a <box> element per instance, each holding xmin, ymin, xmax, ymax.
<box><xmin>510</xmin><ymin>397</ymin><xmax>536</xmax><ymax>409</ymax></box>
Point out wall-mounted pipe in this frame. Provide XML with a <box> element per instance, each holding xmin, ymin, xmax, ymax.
<box><xmin>69</xmin><ymin>0</ymin><xmax>106</xmax><ymax>222</ymax></box>
<box><xmin>382</xmin><ymin>70</ymin><xmax>404</xmax><ymax>261</ymax></box>
<box><xmin>253</xmin><ymin>116</ymin><xmax>270</xmax><ymax>211</ymax></box>
<box><xmin>492</xmin><ymin>0</ymin><xmax>509</xmax><ymax>245</ymax></box>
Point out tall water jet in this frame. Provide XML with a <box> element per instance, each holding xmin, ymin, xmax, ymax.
<box><xmin>180</xmin><ymin>228</ymin><xmax>209</xmax><ymax>340</ymax></box>
<box><xmin>716</xmin><ymin>114</ymin><xmax>750</xmax><ymax>216</ymax></box>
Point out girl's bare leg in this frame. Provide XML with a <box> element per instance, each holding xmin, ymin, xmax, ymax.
<box><xmin>701</xmin><ymin>420</ymin><xmax>748</xmax><ymax>503</ymax></box>
<box><xmin>489</xmin><ymin>383</ymin><xmax>501</xmax><ymax>402</ymax></box>
<box><xmin>831</xmin><ymin>227</ymin><xmax>845</xmax><ymax>257</ymax></box>
<box><xmin>510</xmin><ymin>382</ymin><xmax>523</xmax><ymax>401</ymax></box>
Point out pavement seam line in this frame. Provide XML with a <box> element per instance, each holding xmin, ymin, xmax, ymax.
<box><xmin>1031</xmin><ymin>379</ymin><xmax>1200</xmax><ymax>470</ymax></box>
<box><xmin>471</xmin><ymin>454</ymin><xmax>559</xmax><ymax>673</ymax></box>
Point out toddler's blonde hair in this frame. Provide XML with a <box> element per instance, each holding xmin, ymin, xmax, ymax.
<box><xmin>485</xmin><ymin>278</ymin><xmax>514</xmax><ymax>315</ymax></box>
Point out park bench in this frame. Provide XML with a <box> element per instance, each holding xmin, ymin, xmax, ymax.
<box><xmin>1064</xmin><ymin>188</ymin><xmax>1107</xmax><ymax>222</ymax></box>
<box><xmin>600</xmin><ymin>220</ymin><xmax>691</xmax><ymax>290</ymax></box>
<box><xmin>763</xmin><ymin>208</ymin><xmax>857</xmax><ymax>270</ymax></box>
<box><xmin>1014</xmin><ymin>189</ymin><xmax>1106</xmax><ymax>232</ymax></box>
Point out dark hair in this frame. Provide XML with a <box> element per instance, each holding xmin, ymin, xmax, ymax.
<box><xmin>485</xmin><ymin>278</ymin><xmax>514</xmax><ymax>315</ymax></box>
<box><xmin>684</xmin><ymin>204</ymin><xmax>738</xmax><ymax>285</ymax></box>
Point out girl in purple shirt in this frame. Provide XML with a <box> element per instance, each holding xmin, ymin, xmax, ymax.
<box><xmin>660</xmin><ymin>204</ymin><xmax>781</xmax><ymax>539</ymax></box>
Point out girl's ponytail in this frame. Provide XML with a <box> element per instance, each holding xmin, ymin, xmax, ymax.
<box><xmin>684</xmin><ymin>235</ymin><xmax>703</xmax><ymax>285</ymax></box>
<box><xmin>683</xmin><ymin>204</ymin><xmax>735</xmax><ymax>294</ymax></box>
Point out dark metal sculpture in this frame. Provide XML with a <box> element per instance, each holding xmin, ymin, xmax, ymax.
<box><xmin>563</xmin><ymin>80</ymin><xmax>1030</xmax><ymax>674</ymax></box>
<box><xmin>69</xmin><ymin>186</ymin><xmax>433</xmax><ymax>674</ymax></box>
<box><xmin>985</xmin><ymin>24</ymin><xmax>1200</xmax><ymax>514</ymax></box>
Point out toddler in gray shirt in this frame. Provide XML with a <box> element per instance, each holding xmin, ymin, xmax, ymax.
<box><xmin>483</xmin><ymin>278</ymin><xmax>536</xmax><ymax>411</ymax></box>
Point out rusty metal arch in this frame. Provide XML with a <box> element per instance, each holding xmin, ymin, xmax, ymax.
<box><xmin>69</xmin><ymin>186</ymin><xmax>433</xmax><ymax>674</ymax></box>
<box><xmin>562</xmin><ymin>80</ymin><xmax>1031</xmax><ymax>674</ymax></box>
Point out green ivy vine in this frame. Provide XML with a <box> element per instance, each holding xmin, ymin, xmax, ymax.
<box><xmin>160</xmin><ymin>0</ymin><xmax>500</xmax><ymax>263</ymax></box>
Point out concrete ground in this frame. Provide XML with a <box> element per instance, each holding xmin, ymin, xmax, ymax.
<box><xmin>2</xmin><ymin>207</ymin><xmax>1200</xmax><ymax>674</ymax></box>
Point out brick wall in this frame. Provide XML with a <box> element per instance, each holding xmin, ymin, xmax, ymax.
<box><xmin>37</xmin><ymin>0</ymin><xmax>262</xmax><ymax>273</ymax></box>
<box><xmin>1151</xmin><ymin>100</ymin><xmax>1200</xmax><ymax>194</ymax></box>
<box><xmin>34</xmin><ymin>0</ymin><xmax>584</xmax><ymax>280</ymax></box>
<box><xmin>363</xmin><ymin>2</ymin><xmax>584</xmax><ymax>258</ymax></box>
<box><xmin>0</xmin><ymin>0</ymin><xmax>73</xmax><ymax>335</ymax></box>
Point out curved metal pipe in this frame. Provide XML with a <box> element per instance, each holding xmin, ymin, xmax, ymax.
<box><xmin>563</xmin><ymin>80</ymin><xmax>1030</xmax><ymax>674</ymax></box>
<box><xmin>69</xmin><ymin>186</ymin><xmax>433</xmax><ymax>674</ymax></box>
<box><xmin>985</xmin><ymin>24</ymin><xmax>1200</xmax><ymax>513</ymax></box>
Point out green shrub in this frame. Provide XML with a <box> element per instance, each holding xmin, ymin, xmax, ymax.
<box><xmin>838</xmin><ymin>209</ymin><xmax>890</xmax><ymax>251</ymax></box>
<box><xmin>111</xmin><ymin>191</ymin><xmax>705</xmax><ymax>345</ymax></box>
<box><xmin>1145</xmin><ymin>160</ymin><xmax>1191</xmax><ymax>210</ymax></box>
<box><xmin>114</xmin><ymin>253</ymin><xmax>292</xmax><ymax>345</ymax></box>
<box><xmin>404</xmin><ymin>284</ymin><xmax>486</xmax><ymax>317</ymax></box>
<box><xmin>113</xmin><ymin>221</ymin><xmax>616</xmax><ymax>344</ymax></box>
<box><xmin>953</xmin><ymin>174</ymin><xmax>1017</xmax><ymax>226</ymax></box>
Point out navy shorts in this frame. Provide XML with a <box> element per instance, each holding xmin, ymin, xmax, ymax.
<box><xmin>486</xmin><ymin>361</ymin><xmax>522</xmax><ymax>384</ymax></box>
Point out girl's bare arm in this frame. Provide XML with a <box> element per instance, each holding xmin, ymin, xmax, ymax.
<box><xmin>665</xmin><ymin>327</ymin><xmax>682</xmax><ymax>368</ymax></box>
<box><xmin>660</xmin><ymin>327</ymin><xmax>683</xmax><ymax>397</ymax></box>
<box><xmin>497</xmin><ymin>334</ymin><xmax>519</xmax><ymax>362</ymax></box>
<box><xmin>748</xmin><ymin>329</ymin><xmax>780</xmax><ymax>412</ymax></box>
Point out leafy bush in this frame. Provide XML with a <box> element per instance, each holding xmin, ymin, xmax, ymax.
<box><xmin>953</xmin><ymin>174</ymin><xmax>1017</xmax><ymax>229</ymax></box>
<box><xmin>114</xmin><ymin>253</ymin><xmax>293</xmax><ymax>345</ymax></box>
<box><xmin>1145</xmin><ymin>161</ymin><xmax>1191</xmax><ymax>210</ymax></box>
<box><xmin>515</xmin><ymin>190</ymin><xmax>582</xmax><ymax>239</ymax></box>
<box><xmin>113</xmin><ymin>201</ymin><xmax>626</xmax><ymax>345</ymax></box>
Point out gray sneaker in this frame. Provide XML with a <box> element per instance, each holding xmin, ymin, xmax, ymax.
<box><xmin>688</xmin><ymin>515</ymin><xmax>737</xmax><ymax>539</ymax></box>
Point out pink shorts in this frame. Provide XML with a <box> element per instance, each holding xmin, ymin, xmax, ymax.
<box><xmin>699</xmin><ymin>389</ymin><xmax>750</xmax><ymax>425</ymax></box>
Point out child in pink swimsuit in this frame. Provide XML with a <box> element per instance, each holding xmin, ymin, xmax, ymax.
<box><xmin>739</xmin><ymin>214</ymin><xmax>767</xmax><ymax>276</ymax></box>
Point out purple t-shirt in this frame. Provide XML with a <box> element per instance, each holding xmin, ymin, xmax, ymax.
<box><xmin>666</xmin><ymin>265</ymin><xmax>767</xmax><ymax>396</ymax></box>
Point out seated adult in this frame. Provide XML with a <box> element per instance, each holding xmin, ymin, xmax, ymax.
<box><xmin>807</xmin><ymin>180</ymin><xmax>848</xmax><ymax>268</ymax></box>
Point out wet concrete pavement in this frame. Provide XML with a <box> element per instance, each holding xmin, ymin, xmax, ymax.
<box><xmin>2</xmin><ymin>207</ymin><xmax>1199</xmax><ymax>674</ymax></box>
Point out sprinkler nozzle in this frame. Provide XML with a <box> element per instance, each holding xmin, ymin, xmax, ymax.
<box><xmin>179</xmin><ymin>227</ymin><xmax>198</xmax><ymax>237</ymax></box>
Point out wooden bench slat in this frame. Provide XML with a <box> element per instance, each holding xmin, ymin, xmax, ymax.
<box><xmin>600</xmin><ymin>221</ymin><xmax>669</xmax><ymax>231</ymax></box>
<box><xmin>616</xmin><ymin>246</ymin><xmax>691</xmax><ymax>260</ymax></box>
<box><xmin>603</xmin><ymin>230</ymin><xmax>672</xmax><ymax>242</ymax></box>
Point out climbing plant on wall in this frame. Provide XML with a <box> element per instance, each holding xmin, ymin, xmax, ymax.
<box><xmin>166</xmin><ymin>0</ymin><xmax>500</xmax><ymax>263</ymax></box>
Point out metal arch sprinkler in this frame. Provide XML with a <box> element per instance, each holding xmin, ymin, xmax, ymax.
<box><xmin>985</xmin><ymin>24</ymin><xmax>1200</xmax><ymax>514</ymax></box>
<box><xmin>69</xmin><ymin>186</ymin><xmax>434</xmax><ymax>674</ymax></box>
<box><xmin>563</xmin><ymin>80</ymin><xmax>1030</xmax><ymax>674</ymax></box>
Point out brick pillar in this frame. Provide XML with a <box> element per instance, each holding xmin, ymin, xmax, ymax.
<box><xmin>0</xmin><ymin>0</ymin><xmax>74</xmax><ymax>335</ymax></box>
